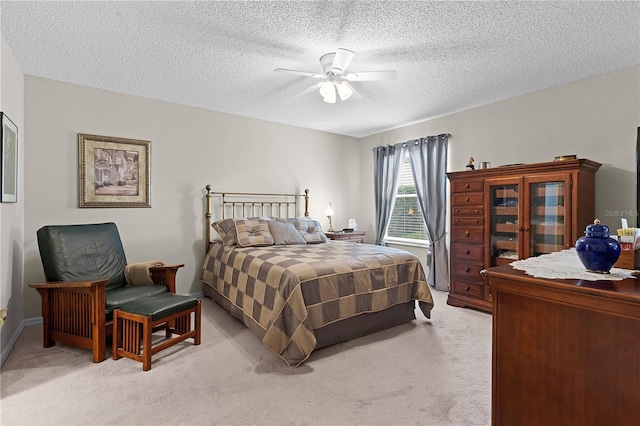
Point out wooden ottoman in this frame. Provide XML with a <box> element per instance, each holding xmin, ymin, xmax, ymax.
<box><xmin>112</xmin><ymin>293</ymin><xmax>201</xmax><ymax>371</ymax></box>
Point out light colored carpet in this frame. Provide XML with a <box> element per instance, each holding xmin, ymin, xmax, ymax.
<box><xmin>0</xmin><ymin>289</ymin><xmax>491</xmax><ymax>425</ymax></box>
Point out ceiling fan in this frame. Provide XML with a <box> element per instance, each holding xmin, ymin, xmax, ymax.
<box><xmin>275</xmin><ymin>48</ymin><xmax>397</xmax><ymax>103</ymax></box>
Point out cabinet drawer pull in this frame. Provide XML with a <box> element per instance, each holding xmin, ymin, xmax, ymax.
<box><xmin>465</xmin><ymin>231</ymin><xmax>470</xmax><ymax>237</ymax></box>
<box><xmin>465</xmin><ymin>184</ymin><xmax>470</xmax><ymax>188</ymax></box>
<box><xmin>464</xmin><ymin>267</ymin><xmax>470</xmax><ymax>272</ymax></box>
<box><xmin>524</xmin><ymin>226</ymin><xmax>530</xmax><ymax>232</ymax></box>
<box><xmin>466</xmin><ymin>197</ymin><xmax>470</xmax><ymax>202</ymax></box>
<box><xmin>465</xmin><ymin>249</ymin><xmax>470</xmax><ymax>254</ymax></box>
<box><xmin>475</xmin><ymin>209</ymin><xmax>479</xmax><ymax>213</ymax></box>
<box><xmin>465</xmin><ymin>285</ymin><xmax>470</xmax><ymax>291</ymax></box>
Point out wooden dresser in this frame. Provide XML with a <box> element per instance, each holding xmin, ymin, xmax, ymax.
<box><xmin>447</xmin><ymin>159</ymin><xmax>601</xmax><ymax>312</ymax></box>
<box><xmin>485</xmin><ymin>265</ymin><xmax>640</xmax><ymax>426</ymax></box>
<box><xmin>325</xmin><ymin>231</ymin><xmax>366</xmax><ymax>243</ymax></box>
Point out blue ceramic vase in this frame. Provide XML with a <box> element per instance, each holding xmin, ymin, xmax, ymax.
<box><xmin>575</xmin><ymin>219</ymin><xmax>621</xmax><ymax>273</ymax></box>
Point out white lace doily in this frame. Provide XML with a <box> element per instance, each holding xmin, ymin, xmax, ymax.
<box><xmin>509</xmin><ymin>248</ymin><xmax>635</xmax><ymax>281</ymax></box>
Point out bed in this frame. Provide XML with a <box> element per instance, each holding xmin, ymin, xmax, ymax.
<box><xmin>200</xmin><ymin>186</ymin><xmax>434</xmax><ymax>366</ymax></box>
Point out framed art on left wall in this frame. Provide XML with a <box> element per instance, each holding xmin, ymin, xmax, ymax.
<box><xmin>78</xmin><ymin>133</ymin><xmax>151</xmax><ymax>208</ymax></box>
<box><xmin>1</xmin><ymin>112</ymin><xmax>18</xmax><ymax>203</ymax></box>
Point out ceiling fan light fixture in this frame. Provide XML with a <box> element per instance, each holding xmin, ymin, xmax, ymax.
<box><xmin>276</xmin><ymin>48</ymin><xmax>395</xmax><ymax>103</ymax></box>
<box><xmin>319</xmin><ymin>81</ymin><xmax>334</xmax><ymax>98</ymax></box>
<box><xmin>335</xmin><ymin>81</ymin><xmax>353</xmax><ymax>101</ymax></box>
<box><xmin>320</xmin><ymin>81</ymin><xmax>336</xmax><ymax>103</ymax></box>
<box><xmin>323</xmin><ymin>95</ymin><xmax>336</xmax><ymax>104</ymax></box>
<box><xmin>322</xmin><ymin>89</ymin><xmax>337</xmax><ymax>104</ymax></box>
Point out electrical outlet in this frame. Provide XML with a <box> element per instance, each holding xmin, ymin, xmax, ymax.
<box><xmin>0</xmin><ymin>308</ymin><xmax>7</xmax><ymax>326</ymax></box>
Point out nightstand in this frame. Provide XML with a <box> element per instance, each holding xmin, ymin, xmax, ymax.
<box><xmin>325</xmin><ymin>231</ymin><xmax>366</xmax><ymax>243</ymax></box>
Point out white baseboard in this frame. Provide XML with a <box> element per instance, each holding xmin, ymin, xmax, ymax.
<box><xmin>23</xmin><ymin>316</ymin><xmax>43</xmax><ymax>327</ymax></box>
<box><xmin>1</xmin><ymin>321</ymin><xmax>24</xmax><ymax>367</ymax></box>
<box><xmin>1</xmin><ymin>316</ymin><xmax>44</xmax><ymax>366</ymax></box>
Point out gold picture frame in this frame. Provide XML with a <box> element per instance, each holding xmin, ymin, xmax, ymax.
<box><xmin>78</xmin><ymin>133</ymin><xmax>150</xmax><ymax>208</ymax></box>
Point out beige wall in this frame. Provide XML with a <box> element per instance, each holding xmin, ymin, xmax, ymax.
<box><xmin>14</xmin><ymin>64</ymin><xmax>640</xmax><ymax>321</ymax></box>
<box><xmin>0</xmin><ymin>34</ymin><xmax>25</xmax><ymax>359</ymax></box>
<box><xmin>358</xmin><ymin>66</ymin><xmax>640</xmax><ymax>268</ymax></box>
<box><xmin>22</xmin><ymin>77</ymin><xmax>359</xmax><ymax>318</ymax></box>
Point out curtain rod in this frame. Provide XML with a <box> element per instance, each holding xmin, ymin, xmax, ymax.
<box><xmin>400</xmin><ymin>133</ymin><xmax>451</xmax><ymax>140</ymax></box>
<box><xmin>372</xmin><ymin>134</ymin><xmax>451</xmax><ymax>151</ymax></box>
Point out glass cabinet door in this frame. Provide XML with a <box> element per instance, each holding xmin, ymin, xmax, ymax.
<box><xmin>526</xmin><ymin>178</ymin><xmax>570</xmax><ymax>257</ymax></box>
<box><xmin>488</xmin><ymin>181</ymin><xmax>521</xmax><ymax>266</ymax></box>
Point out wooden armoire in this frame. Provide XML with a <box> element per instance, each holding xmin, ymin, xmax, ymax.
<box><xmin>446</xmin><ymin>158</ymin><xmax>601</xmax><ymax>312</ymax></box>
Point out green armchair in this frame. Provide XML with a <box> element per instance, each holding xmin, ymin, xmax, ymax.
<box><xmin>30</xmin><ymin>222</ymin><xmax>183</xmax><ymax>362</ymax></box>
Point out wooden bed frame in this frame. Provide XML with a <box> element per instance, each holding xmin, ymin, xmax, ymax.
<box><xmin>202</xmin><ymin>185</ymin><xmax>417</xmax><ymax>351</ymax></box>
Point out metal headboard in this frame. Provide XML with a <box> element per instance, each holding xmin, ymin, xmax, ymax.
<box><xmin>204</xmin><ymin>185</ymin><xmax>309</xmax><ymax>252</ymax></box>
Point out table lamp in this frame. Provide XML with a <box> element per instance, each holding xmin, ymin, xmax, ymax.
<box><xmin>325</xmin><ymin>202</ymin><xmax>334</xmax><ymax>232</ymax></box>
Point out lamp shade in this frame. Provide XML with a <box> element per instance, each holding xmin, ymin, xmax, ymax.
<box><xmin>324</xmin><ymin>203</ymin><xmax>334</xmax><ymax>217</ymax></box>
<box><xmin>320</xmin><ymin>82</ymin><xmax>336</xmax><ymax>103</ymax></box>
<box><xmin>319</xmin><ymin>81</ymin><xmax>334</xmax><ymax>98</ymax></box>
<box><xmin>323</xmin><ymin>92</ymin><xmax>336</xmax><ymax>103</ymax></box>
<box><xmin>335</xmin><ymin>81</ymin><xmax>353</xmax><ymax>101</ymax></box>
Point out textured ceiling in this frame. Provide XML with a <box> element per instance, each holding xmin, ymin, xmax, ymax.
<box><xmin>2</xmin><ymin>1</ymin><xmax>639</xmax><ymax>138</ymax></box>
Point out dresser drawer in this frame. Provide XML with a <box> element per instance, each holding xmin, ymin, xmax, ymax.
<box><xmin>452</xmin><ymin>206</ymin><xmax>484</xmax><ymax>216</ymax></box>
<box><xmin>339</xmin><ymin>234</ymin><xmax>364</xmax><ymax>243</ymax></box>
<box><xmin>453</xmin><ymin>192</ymin><xmax>483</xmax><ymax>206</ymax></box>
<box><xmin>452</xmin><ymin>261</ymin><xmax>485</xmax><ymax>280</ymax></box>
<box><xmin>326</xmin><ymin>232</ymin><xmax>365</xmax><ymax>243</ymax></box>
<box><xmin>453</xmin><ymin>216</ymin><xmax>484</xmax><ymax>226</ymax></box>
<box><xmin>453</xmin><ymin>244</ymin><xmax>484</xmax><ymax>263</ymax></box>
<box><xmin>452</xmin><ymin>180</ymin><xmax>483</xmax><ymax>193</ymax></box>
<box><xmin>451</xmin><ymin>278</ymin><xmax>484</xmax><ymax>300</ymax></box>
<box><xmin>452</xmin><ymin>226</ymin><xmax>484</xmax><ymax>244</ymax></box>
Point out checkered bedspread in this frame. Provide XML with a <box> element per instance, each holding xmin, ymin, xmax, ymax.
<box><xmin>201</xmin><ymin>241</ymin><xmax>433</xmax><ymax>366</ymax></box>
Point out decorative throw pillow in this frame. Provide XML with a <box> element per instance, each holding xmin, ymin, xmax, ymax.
<box><xmin>293</xmin><ymin>219</ymin><xmax>327</xmax><ymax>244</ymax></box>
<box><xmin>210</xmin><ymin>226</ymin><xmax>223</xmax><ymax>242</ymax></box>
<box><xmin>275</xmin><ymin>217</ymin><xmax>322</xmax><ymax>228</ymax></box>
<box><xmin>235</xmin><ymin>219</ymin><xmax>275</xmax><ymax>247</ymax></box>
<box><xmin>213</xmin><ymin>218</ymin><xmax>237</xmax><ymax>248</ymax></box>
<box><xmin>267</xmin><ymin>220</ymin><xmax>307</xmax><ymax>245</ymax></box>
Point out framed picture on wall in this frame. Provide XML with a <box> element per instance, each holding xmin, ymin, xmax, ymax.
<box><xmin>78</xmin><ymin>133</ymin><xmax>151</xmax><ymax>208</ymax></box>
<box><xmin>1</xmin><ymin>112</ymin><xmax>18</xmax><ymax>203</ymax></box>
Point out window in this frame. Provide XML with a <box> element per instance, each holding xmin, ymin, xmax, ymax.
<box><xmin>385</xmin><ymin>152</ymin><xmax>430</xmax><ymax>246</ymax></box>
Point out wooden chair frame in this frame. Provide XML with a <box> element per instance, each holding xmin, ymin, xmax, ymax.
<box><xmin>29</xmin><ymin>265</ymin><xmax>183</xmax><ymax>363</ymax></box>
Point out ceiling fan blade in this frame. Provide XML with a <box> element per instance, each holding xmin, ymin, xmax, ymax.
<box><xmin>292</xmin><ymin>82</ymin><xmax>323</xmax><ymax>97</ymax></box>
<box><xmin>275</xmin><ymin>68</ymin><xmax>325</xmax><ymax>79</ymax></box>
<box><xmin>344</xmin><ymin>81</ymin><xmax>361</xmax><ymax>100</ymax></box>
<box><xmin>331</xmin><ymin>48</ymin><xmax>355</xmax><ymax>74</ymax></box>
<box><xmin>344</xmin><ymin>70</ymin><xmax>397</xmax><ymax>81</ymax></box>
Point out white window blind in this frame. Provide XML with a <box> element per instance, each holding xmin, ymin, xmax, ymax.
<box><xmin>386</xmin><ymin>153</ymin><xmax>429</xmax><ymax>244</ymax></box>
